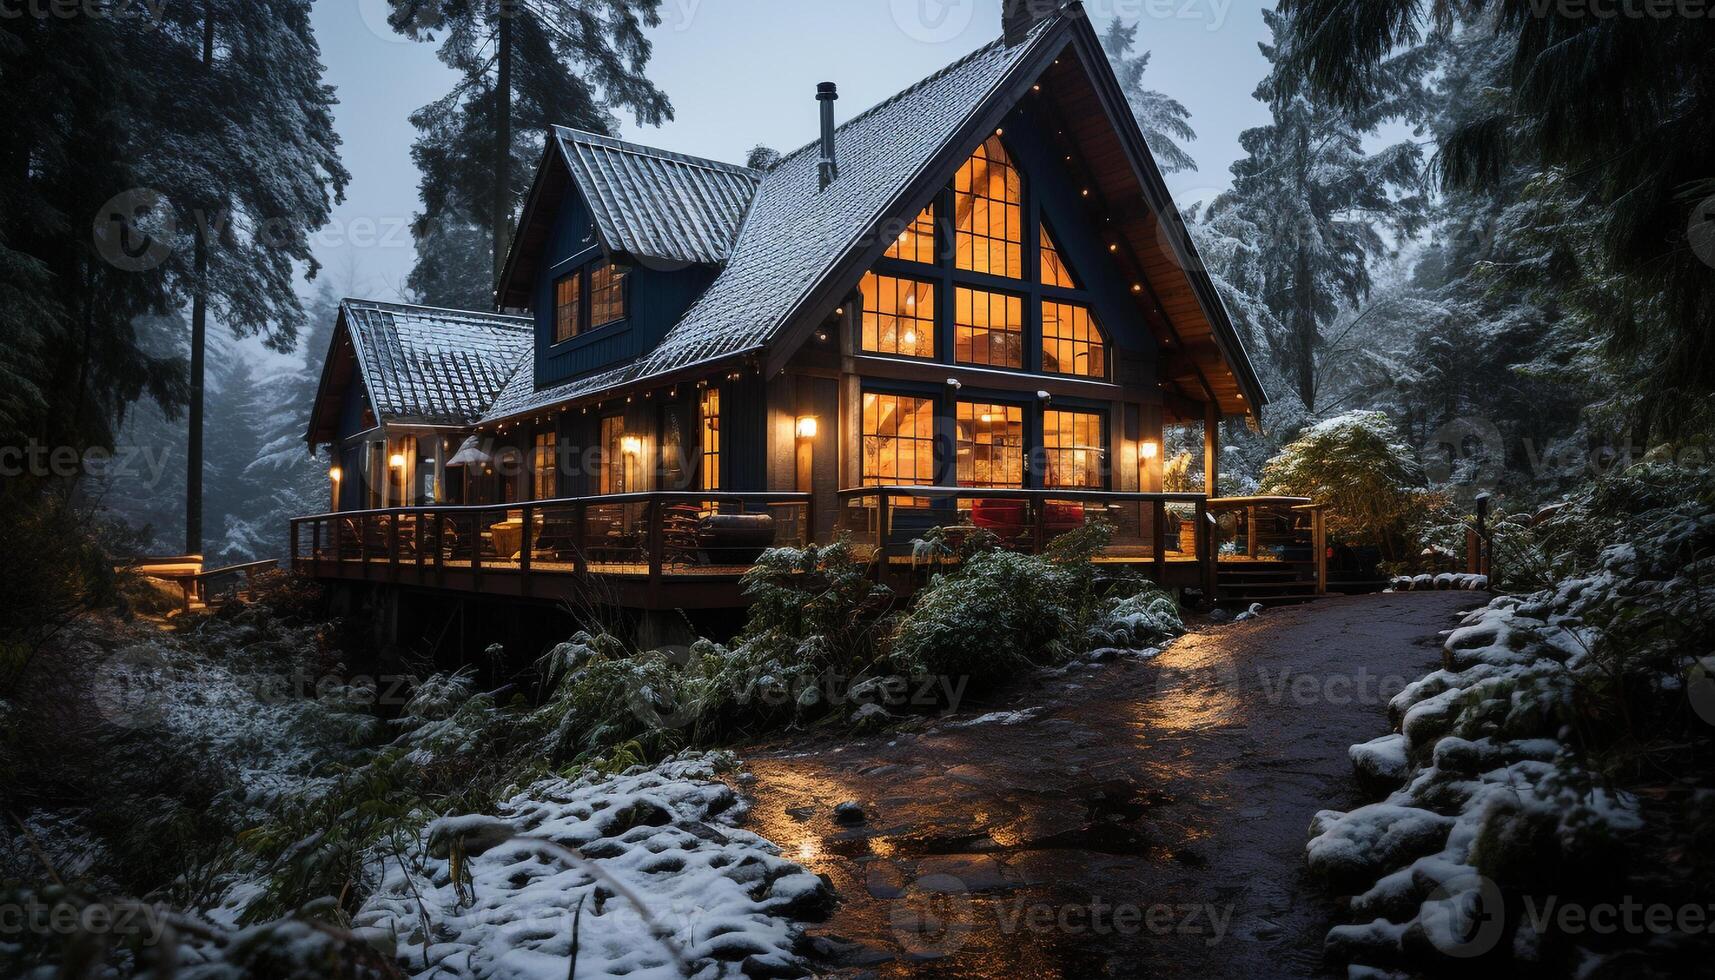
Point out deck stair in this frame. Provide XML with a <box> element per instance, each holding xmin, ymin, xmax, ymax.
<box><xmin>1216</xmin><ymin>561</ymin><xmax>1322</xmax><ymax>606</ymax></box>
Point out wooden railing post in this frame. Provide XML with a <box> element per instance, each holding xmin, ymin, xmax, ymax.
<box><xmin>647</xmin><ymin>498</ymin><xmax>665</xmax><ymax>588</ymax></box>
<box><xmin>1032</xmin><ymin>496</ymin><xmax>1047</xmax><ymax>554</ymax></box>
<box><xmin>388</xmin><ymin>512</ymin><xmax>401</xmax><ymax>582</ymax></box>
<box><xmin>435</xmin><ymin>511</ymin><xmax>446</xmax><ymax>588</ymax></box>
<box><xmin>471</xmin><ymin>511</ymin><xmax>483</xmax><ymax>592</ymax></box>
<box><xmin>520</xmin><ymin>504</ymin><xmax>534</xmax><ymax>595</ymax></box>
<box><xmin>290</xmin><ymin>520</ymin><xmax>300</xmax><ymax>567</ymax></box>
<box><xmin>574</xmin><ymin>502</ymin><xmax>588</xmax><ymax>577</ymax></box>
<box><xmin>1314</xmin><ymin>507</ymin><xmax>1328</xmax><ymax>594</ymax></box>
<box><xmin>1151</xmin><ymin>498</ymin><xmax>1166</xmax><ymax>584</ymax></box>
<box><xmin>1196</xmin><ymin>498</ymin><xmax>1217</xmax><ymax>602</ymax></box>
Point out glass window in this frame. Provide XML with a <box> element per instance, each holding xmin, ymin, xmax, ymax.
<box><xmin>1041</xmin><ymin>301</ymin><xmax>1107</xmax><ymax>378</ymax></box>
<box><xmin>861</xmin><ymin>392</ymin><xmax>935</xmax><ymax>486</ymax></box>
<box><xmin>953</xmin><ymin>135</ymin><xmax>1023</xmax><ymax>279</ymax></box>
<box><xmin>954</xmin><ymin>287</ymin><xmax>1024</xmax><ymax>369</ymax></box>
<box><xmin>956</xmin><ymin>401</ymin><xmax>1025</xmax><ymax>488</ymax></box>
<box><xmin>531</xmin><ymin>431</ymin><xmax>557</xmax><ymax>500</ymax></box>
<box><xmin>555</xmin><ymin>273</ymin><xmax>582</xmax><ymax>342</ymax></box>
<box><xmin>699</xmin><ymin>386</ymin><xmax>721</xmax><ymax>491</ymax></box>
<box><xmin>1043</xmin><ymin>410</ymin><xmax>1105</xmax><ymax>488</ymax></box>
<box><xmin>885</xmin><ymin>205</ymin><xmax>937</xmax><ymax>264</ymax></box>
<box><xmin>600</xmin><ymin>415</ymin><xmax>626</xmax><ymax>494</ymax></box>
<box><xmin>859</xmin><ymin>273</ymin><xmax>936</xmax><ymax>359</ymax></box>
<box><xmin>589</xmin><ymin>260</ymin><xmax>627</xmax><ymax>328</ymax></box>
<box><xmin>1041</xmin><ymin>226</ymin><xmax>1077</xmax><ymax>288</ymax></box>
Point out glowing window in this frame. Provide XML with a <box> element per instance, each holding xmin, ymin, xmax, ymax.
<box><xmin>885</xmin><ymin>205</ymin><xmax>936</xmax><ymax>264</ymax></box>
<box><xmin>589</xmin><ymin>260</ymin><xmax>628</xmax><ymax>328</ymax></box>
<box><xmin>861</xmin><ymin>392</ymin><xmax>935</xmax><ymax>487</ymax></box>
<box><xmin>699</xmin><ymin>387</ymin><xmax>721</xmax><ymax>491</ymax></box>
<box><xmin>599</xmin><ymin>415</ymin><xmax>626</xmax><ymax>494</ymax></box>
<box><xmin>956</xmin><ymin>401</ymin><xmax>1025</xmax><ymax>488</ymax></box>
<box><xmin>531</xmin><ymin>431</ymin><xmax>557</xmax><ymax>500</ymax></box>
<box><xmin>554</xmin><ymin>274</ymin><xmax>582</xmax><ymax>342</ymax></box>
<box><xmin>954</xmin><ymin>287</ymin><xmax>1024</xmax><ymax>369</ymax></box>
<box><xmin>860</xmin><ymin>273</ymin><xmax>936</xmax><ymax>359</ymax></box>
<box><xmin>953</xmin><ymin>136</ymin><xmax>1023</xmax><ymax>279</ymax></box>
<box><xmin>1040</xmin><ymin>226</ymin><xmax>1078</xmax><ymax>288</ymax></box>
<box><xmin>1043</xmin><ymin>410</ymin><xmax>1105</xmax><ymax>488</ymax></box>
<box><xmin>1041</xmin><ymin>301</ymin><xmax>1107</xmax><ymax>378</ymax></box>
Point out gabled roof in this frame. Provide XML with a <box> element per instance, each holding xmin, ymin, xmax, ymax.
<box><xmin>306</xmin><ymin>300</ymin><xmax>532</xmax><ymax>443</ymax></box>
<box><xmin>484</xmin><ymin>1</ymin><xmax>1265</xmax><ymax>425</ymax></box>
<box><xmin>556</xmin><ymin>127</ymin><xmax>762</xmax><ymax>266</ymax></box>
<box><xmin>482</xmin><ymin>16</ymin><xmax>1064</xmax><ymax>424</ymax></box>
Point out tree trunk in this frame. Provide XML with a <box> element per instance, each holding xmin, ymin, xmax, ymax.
<box><xmin>491</xmin><ymin>1</ymin><xmax>513</xmax><ymax>290</ymax></box>
<box><xmin>187</xmin><ymin>7</ymin><xmax>214</xmax><ymax>557</ymax></box>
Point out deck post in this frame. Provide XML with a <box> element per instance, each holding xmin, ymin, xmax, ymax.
<box><xmin>362</xmin><ymin>514</ymin><xmax>374</xmax><ymax>581</ymax></box>
<box><xmin>574</xmin><ymin>502</ymin><xmax>588</xmax><ymax>577</ymax></box>
<box><xmin>1314</xmin><ymin>507</ymin><xmax>1328</xmax><ymax>594</ymax></box>
<box><xmin>875</xmin><ymin>492</ymin><xmax>892</xmax><ymax>589</ymax></box>
<box><xmin>1151</xmin><ymin>498</ymin><xmax>1166</xmax><ymax>585</ymax></box>
<box><xmin>435</xmin><ymin>510</ymin><xmax>446</xmax><ymax>589</ymax></box>
<box><xmin>647</xmin><ymin>498</ymin><xmax>665</xmax><ymax>588</ymax></box>
<box><xmin>520</xmin><ymin>504</ymin><xmax>533</xmax><ymax>595</ymax></box>
<box><xmin>471</xmin><ymin>511</ymin><xmax>482</xmax><ymax>592</ymax></box>
<box><xmin>388</xmin><ymin>512</ymin><xmax>401</xmax><ymax>583</ymax></box>
<box><xmin>332</xmin><ymin>515</ymin><xmax>343</xmax><ymax>568</ymax></box>
<box><xmin>310</xmin><ymin>520</ymin><xmax>320</xmax><ymax>567</ymax></box>
<box><xmin>1204</xmin><ymin>402</ymin><xmax>1220</xmax><ymax>499</ymax></box>
<box><xmin>290</xmin><ymin>520</ymin><xmax>300</xmax><ymax>567</ymax></box>
<box><xmin>1196</xmin><ymin>498</ymin><xmax>1217</xmax><ymax>601</ymax></box>
<box><xmin>1247</xmin><ymin>504</ymin><xmax>1259</xmax><ymax>559</ymax></box>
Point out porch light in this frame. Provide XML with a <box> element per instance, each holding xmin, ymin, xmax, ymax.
<box><xmin>1141</xmin><ymin>440</ymin><xmax>1160</xmax><ymax>460</ymax></box>
<box><xmin>795</xmin><ymin>416</ymin><xmax>819</xmax><ymax>439</ymax></box>
<box><xmin>329</xmin><ymin>466</ymin><xmax>343</xmax><ymax>482</ymax></box>
<box><xmin>620</xmin><ymin>435</ymin><xmax>643</xmax><ymax>456</ymax></box>
<box><xmin>389</xmin><ymin>453</ymin><xmax>407</xmax><ymax>469</ymax></box>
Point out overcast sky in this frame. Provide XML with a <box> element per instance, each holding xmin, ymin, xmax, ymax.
<box><xmin>303</xmin><ymin>0</ymin><xmax>1275</xmax><ymax>306</ymax></box>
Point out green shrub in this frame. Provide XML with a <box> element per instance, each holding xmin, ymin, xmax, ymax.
<box><xmin>1261</xmin><ymin>411</ymin><xmax>1433</xmax><ymax>559</ymax></box>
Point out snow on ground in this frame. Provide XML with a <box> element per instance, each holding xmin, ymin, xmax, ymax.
<box><xmin>352</xmin><ymin>752</ymin><xmax>832</xmax><ymax>980</ymax></box>
<box><xmin>948</xmin><ymin>707</ymin><xmax>1043</xmax><ymax>728</ymax></box>
<box><xmin>1387</xmin><ymin>573</ymin><xmax>1489</xmax><ymax>592</ymax></box>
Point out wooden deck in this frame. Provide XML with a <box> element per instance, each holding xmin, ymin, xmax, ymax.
<box><xmin>290</xmin><ymin>490</ymin><xmax>1324</xmax><ymax>610</ymax></box>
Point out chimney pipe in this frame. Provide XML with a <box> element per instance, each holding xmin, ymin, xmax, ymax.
<box><xmin>816</xmin><ymin>82</ymin><xmax>839</xmax><ymax>191</ymax></box>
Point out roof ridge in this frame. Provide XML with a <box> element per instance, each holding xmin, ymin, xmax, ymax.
<box><xmin>553</xmin><ymin>126</ymin><xmax>760</xmax><ymax>179</ymax></box>
<box><xmin>773</xmin><ymin>20</ymin><xmax>1052</xmax><ymax>168</ymax></box>
<box><xmin>341</xmin><ymin>297</ymin><xmax>534</xmax><ymax>328</ymax></box>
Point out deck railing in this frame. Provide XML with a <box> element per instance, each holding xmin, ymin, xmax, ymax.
<box><xmin>290</xmin><ymin>491</ymin><xmax>813</xmax><ymax>589</ymax></box>
<box><xmin>834</xmin><ymin>486</ymin><xmax>1220</xmax><ymax>593</ymax></box>
<box><xmin>290</xmin><ymin>490</ymin><xmax>1327</xmax><ymax>600</ymax></box>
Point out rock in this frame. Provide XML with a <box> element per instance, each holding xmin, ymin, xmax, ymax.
<box><xmin>737</xmin><ymin>772</ymin><xmax>757</xmax><ymax>786</ymax></box>
<box><xmin>1307</xmin><ymin>804</ymin><xmax>1455</xmax><ymax>893</ymax></box>
<box><xmin>850</xmin><ymin>702</ymin><xmax>895</xmax><ymax>731</ymax></box>
<box><xmin>1207</xmin><ymin>607</ymin><xmax>1234</xmax><ymax>623</ymax></box>
<box><xmin>912</xmin><ymin>853</ymin><xmax>1014</xmax><ymax>893</ymax></box>
<box><xmin>1350</xmin><ymin>733</ymin><xmax>1411</xmax><ymax>795</ymax></box>
<box><xmin>833</xmin><ymin>800</ymin><xmax>867</xmax><ymax>825</ymax></box>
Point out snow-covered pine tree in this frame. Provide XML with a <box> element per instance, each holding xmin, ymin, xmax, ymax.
<box><xmin>1203</xmin><ymin>9</ymin><xmax>1435</xmax><ymax>415</ymax></box>
<box><xmin>383</xmin><ymin>0</ymin><xmax>674</xmax><ymax>308</ymax></box>
<box><xmin>1099</xmin><ymin>18</ymin><xmax>1197</xmax><ymax>174</ymax></box>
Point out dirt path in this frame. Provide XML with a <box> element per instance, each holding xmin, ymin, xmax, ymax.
<box><xmin>740</xmin><ymin>592</ymin><xmax>1481</xmax><ymax>978</ymax></box>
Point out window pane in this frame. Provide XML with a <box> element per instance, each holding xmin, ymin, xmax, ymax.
<box><xmin>600</xmin><ymin>415</ymin><xmax>626</xmax><ymax>494</ymax></box>
<box><xmin>532</xmin><ymin>432</ymin><xmax>557</xmax><ymax>500</ymax></box>
<box><xmin>884</xmin><ymin>205</ymin><xmax>936</xmax><ymax>264</ymax></box>
<box><xmin>1041</xmin><ymin>226</ymin><xmax>1077</xmax><ymax>288</ymax></box>
<box><xmin>589</xmin><ymin>260</ymin><xmax>628</xmax><ymax>328</ymax></box>
<box><xmin>860</xmin><ymin>273</ymin><xmax>936</xmax><ymax>358</ymax></box>
<box><xmin>700</xmin><ymin>386</ymin><xmax>721</xmax><ymax>491</ymax></box>
<box><xmin>861</xmin><ymin>392</ymin><xmax>935</xmax><ymax>486</ymax></box>
<box><xmin>953</xmin><ymin>287</ymin><xmax>1024</xmax><ymax>369</ymax></box>
<box><xmin>1043</xmin><ymin>410</ymin><xmax>1105</xmax><ymax>488</ymax></box>
<box><xmin>956</xmin><ymin>402</ymin><xmax>1024</xmax><ymax>488</ymax></box>
<box><xmin>555</xmin><ymin>274</ymin><xmax>582</xmax><ymax>342</ymax></box>
<box><xmin>1041</xmin><ymin>301</ymin><xmax>1108</xmax><ymax>378</ymax></box>
<box><xmin>953</xmin><ymin>136</ymin><xmax>1023</xmax><ymax>279</ymax></box>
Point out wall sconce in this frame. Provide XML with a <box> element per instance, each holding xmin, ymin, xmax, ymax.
<box><xmin>620</xmin><ymin>435</ymin><xmax>642</xmax><ymax>456</ymax></box>
<box><xmin>796</xmin><ymin>416</ymin><xmax>819</xmax><ymax>439</ymax></box>
<box><xmin>389</xmin><ymin>453</ymin><xmax>407</xmax><ymax>469</ymax></box>
<box><xmin>1141</xmin><ymin>440</ymin><xmax>1161</xmax><ymax>460</ymax></box>
<box><xmin>329</xmin><ymin>466</ymin><xmax>343</xmax><ymax>482</ymax></box>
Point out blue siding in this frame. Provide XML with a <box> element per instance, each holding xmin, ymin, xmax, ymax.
<box><xmin>531</xmin><ymin>190</ymin><xmax>718</xmax><ymax>388</ymax></box>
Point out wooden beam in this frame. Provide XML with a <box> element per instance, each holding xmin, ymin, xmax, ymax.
<box><xmin>1204</xmin><ymin>400</ymin><xmax>1219</xmax><ymax>498</ymax></box>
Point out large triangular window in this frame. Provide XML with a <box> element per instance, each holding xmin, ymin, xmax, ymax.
<box><xmin>1040</xmin><ymin>225</ymin><xmax>1078</xmax><ymax>288</ymax></box>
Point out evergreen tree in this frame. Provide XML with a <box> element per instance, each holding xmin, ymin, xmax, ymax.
<box><xmin>1279</xmin><ymin>0</ymin><xmax>1715</xmax><ymax>440</ymax></box>
<box><xmin>1099</xmin><ymin>18</ymin><xmax>1197</xmax><ymax>174</ymax></box>
<box><xmin>384</xmin><ymin>0</ymin><xmax>674</xmax><ymax>308</ymax></box>
<box><xmin>1203</xmin><ymin>9</ymin><xmax>1434</xmax><ymax>414</ymax></box>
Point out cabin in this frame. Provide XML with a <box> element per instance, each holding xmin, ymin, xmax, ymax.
<box><xmin>294</xmin><ymin>3</ymin><xmax>1326</xmax><ymax>617</ymax></box>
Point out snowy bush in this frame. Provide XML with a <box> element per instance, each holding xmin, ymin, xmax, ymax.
<box><xmin>1310</xmin><ymin>462</ymin><xmax>1715</xmax><ymax>975</ymax></box>
<box><xmin>1087</xmin><ymin>586</ymin><xmax>1186</xmax><ymax>652</ymax></box>
<box><xmin>1261</xmin><ymin>411</ymin><xmax>1434</xmax><ymax>558</ymax></box>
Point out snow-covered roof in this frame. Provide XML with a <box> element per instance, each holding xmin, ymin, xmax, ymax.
<box><xmin>337</xmin><ymin>300</ymin><xmax>532</xmax><ymax>428</ymax></box>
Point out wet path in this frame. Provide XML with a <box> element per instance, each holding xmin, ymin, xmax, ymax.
<box><xmin>740</xmin><ymin>592</ymin><xmax>1480</xmax><ymax>978</ymax></box>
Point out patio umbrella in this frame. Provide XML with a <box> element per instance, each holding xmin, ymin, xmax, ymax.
<box><xmin>446</xmin><ymin>435</ymin><xmax>492</xmax><ymax>468</ymax></box>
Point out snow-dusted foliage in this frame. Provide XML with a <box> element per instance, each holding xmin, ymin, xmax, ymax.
<box><xmin>1099</xmin><ymin>18</ymin><xmax>1197</xmax><ymax>174</ymax></box>
<box><xmin>1310</xmin><ymin>466</ymin><xmax>1715</xmax><ymax>974</ymax></box>
<box><xmin>1087</xmin><ymin>587</ymin><xmax>1186</xmax><ymax>653</ymax></box>
<box><xmin>1261</xmin><ymin>411</ymin><xmax>1432</xmax><ymax>556</ymax></box>
<box><xmin>353</xmin><ymin>752</ymin><xmax>831</xmax><ymax>980</ymax></box>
